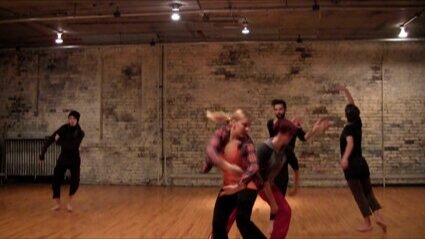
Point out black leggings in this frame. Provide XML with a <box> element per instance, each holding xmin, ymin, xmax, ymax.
<box><xmin>212</xmin><ymin>189</ymin><xmax>266</xmax><ymax>239</ymax></box>
<box><xmin>347</xmin><ymin>177</ymin><xmax>381</xmax><ymax>217</ymax></box>
<box><xmin>52</xmin><ymin>157</ymin><xmax>80</xmax><ymax>199</ymax></box>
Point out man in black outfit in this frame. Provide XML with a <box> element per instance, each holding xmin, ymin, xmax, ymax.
<box><xmin>39</xmin><ymin>110</ymin><xmax>85</xmax><ymax>212</ymax></box>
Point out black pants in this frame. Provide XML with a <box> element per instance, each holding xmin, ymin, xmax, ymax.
<box><xmin>347</xmin><ymin>177</ymin><xmax>381</xmax><ymax>217</ymax></box>
<box><xmin>212</xmin><ymin>189</ymin><xmax>266</xmax><ymax>239</ymax></box>
<box><xmin>274</xmin><ymin>173</ymin><xmax>289</xmax><ymax>196</ymax></box>
<box><xmin>52</xmin><ymin>157</ymin><xmax>80</xmax><ymax>199</ymax></box>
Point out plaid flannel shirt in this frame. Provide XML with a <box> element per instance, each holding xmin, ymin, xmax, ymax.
<box><xmin>203</xmin><ymin>125</ymin><xmax>262</xmax><ymax>187</ymax></box>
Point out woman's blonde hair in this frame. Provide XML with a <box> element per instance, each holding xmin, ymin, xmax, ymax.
<box><xmin>206</xmin><ymin>109</ymin><xmax>250</xmax><ymax>124</ymax></box>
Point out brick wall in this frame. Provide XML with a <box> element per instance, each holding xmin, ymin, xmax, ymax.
<box><xmin>0</xmin><ymin>42</ymin><xmax>424</xmax><ymax>186</ymax></box>
<box><xmin>0</xmin><ymin>46</ymin><xmax>162</xmax><ymax>185</ymax></box>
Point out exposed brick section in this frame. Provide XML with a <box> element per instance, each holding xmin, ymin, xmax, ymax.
<box><xmin>0</xmin><ymin>42</ymin><xmax>424</xmax><ymax>186</ymax></box>
<box><xmin>164</xmin><ymin>42</ymin><xmax>425</xmax><ymax>185</ymax></box>
<box><xmin>405</xmin><ymin>140</ymin><xmax>414</xmax><ymax>145</ymax></box>
<box><xmin>0</xmin><ymin>46</ymin><xmax>161</xmax><ymax>185</ymax></box>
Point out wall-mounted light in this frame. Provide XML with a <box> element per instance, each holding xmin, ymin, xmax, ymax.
<box><xmin>55</xmin><ymin>32</ymin><xmax>63</xmax><ymax>44</ymax></box>
<box><xmin>170</xmin><ymin>2</ymin><xmax>182</xmax><ymax>21</ymax></box>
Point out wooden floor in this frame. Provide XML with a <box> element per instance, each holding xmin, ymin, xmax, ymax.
<box><xmin>0</xmin><ymin>185</ymin><xmax>424</xmax><ymax>239</ymax></box>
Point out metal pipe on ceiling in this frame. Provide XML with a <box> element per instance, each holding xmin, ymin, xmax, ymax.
<box><xmin>0</xmin><ymin>4</ymin><xmax>424</xmax><ymax>25</ymax></box>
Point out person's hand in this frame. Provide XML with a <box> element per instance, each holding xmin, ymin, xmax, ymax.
<box><xmin>54</xmin><ymin>134</ymin><xmax>60</xmax><ymax>141</ymax></box>
<box><xmin>320</xmin><ymin>119</ymin><xmax>334</xmax><ymax>130</ymax></box>
<box><xmin>291</xmin><ymin>117</ymin><xmax>304</xmax><ymax>127</ymax></box>
<box><xmin>220</xmin><ymin>184</ymin><xmax>244</xmax><ymax>196</ymax></box>
<box><xmin>311</xmin><ymin>118</ymin><xmax>322</xmax><ymax>132</ymax></box>
<box><xmin>335</xmin><ymin>84</ymin><xmax>347</xmax><ymax>92</ymax></box>
<box><xmin>341</xmin><ymin>158</ymin><xmax>349</xmax><ymax>170</ymax></box>
<box><xmin>313</xmin><ymin>118</ymin><xmax>334</xmax><ymax>133</ymax></box>
<box><xmin>201</xmin><ymin>160</ymin><xmax>213</xmax><ymax>173</ymax></box>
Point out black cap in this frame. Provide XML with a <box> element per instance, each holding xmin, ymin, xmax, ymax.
<box><xmin>68</xmin><ymin>110</ymin><xmax>80</xmax><ymax>121</ymax></box>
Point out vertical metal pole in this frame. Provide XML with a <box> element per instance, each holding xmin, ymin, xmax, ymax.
<box><xmin>381</xmin><ymin>48</ymin><xmax>386</xmax><ymax>188</ymax></box>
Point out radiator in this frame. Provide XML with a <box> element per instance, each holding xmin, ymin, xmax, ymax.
<box><xmin>5</xmin><ymin>138</ymin><xmax>60</xmax><ymax>178</ymax></box>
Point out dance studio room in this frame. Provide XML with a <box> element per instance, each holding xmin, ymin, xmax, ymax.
<box><xmin>0</xmin><ymin>1</ymin><xmax>424</xmax><ymax>239</ymax></box>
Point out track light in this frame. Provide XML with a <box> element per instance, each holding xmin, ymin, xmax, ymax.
<box><xmin>312</xmin><ymin>0</ymin><xmax>320</xmax><ymax>11</ymax></box>
<box><xmin>170</xmin><ymin>2</ymin><xmax>182</xmax><ymax>21</ymax></box>
<box><xmin>171</xmin><ymin>12</ymin><xmax>180</xmax><ymax>21</ymax></box>
<box><xmin>241</xmin><ymin>20</ymin><xmax>250</xmax><ymax>35</ymax></box>
<box><xmin>150</xmin><ymin>38</ymin><xmax>156</xmax><ymax>46</ymax></box>
<box><xmin>202</xmin><ymin>13</ymin><xmax>210</xmax><ymax>22</ymax></box>
<box><xmin>242</xmin><ymin>26</ymin><xmax>250</xmax><ymax>34</ymax></box>
<box><xmin>113</xmin><ymin>7</ymin><xmax>121</xmax><ymax>18</ymax></box>
<box><xmin>398</xmin><ymin>26</ymin><xmax>408</xmax><ymax>38</ymax></box>
<box><xmin>55</xmin><ymin>32</ymin><xmax>63</xmax><ymax>44</ymax></box>
<box><xmin>397</xmin><ymin>9</ymin><xmax>424</xmax><ymax>38</ymax></box>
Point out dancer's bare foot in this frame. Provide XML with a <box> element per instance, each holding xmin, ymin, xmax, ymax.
<box><xmin>66</xmin><ymin>203</ymin><xmax>73</xmax><ymax>212</ymax></box>
<box><xmin>51</xmin><ymin>199</ymin><xmax>61</xmax><ymax>211</ymax></box>
<box><xmin>356</xmin><ymin>224</ymin><xmax>373</xmax><ymax>232</ymax></box>
<box><xmin>376</xmin><ymin>219</ymin><xmax>387</xmax><ymax>233</ymax></box>
<box><xmin>51</xmin><ymin>204</ymin><xmax>61</xmax><ymax>211</ymax></box>
<box><xmin>66</xmin><ymin>196</ymin><xmax>74</xmax><ymax>212</ymax></box>
<box><xmin>374</xmin><ymin>210</ymin><xmax>387</xmax><ymax>233</ymax></box>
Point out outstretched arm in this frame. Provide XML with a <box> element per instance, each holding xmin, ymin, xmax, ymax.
<box><xmin>295</xmin><ymin>118</ymin><xmax>334</xmax><ymax>142</ymax></box>
<box><xmin>336</xmin><ymin>84</ymin><xmax>355</xmax><ymax>105</ymax></box>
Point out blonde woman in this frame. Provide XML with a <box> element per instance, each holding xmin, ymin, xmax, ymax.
<box><xmin>203</xmin><ymin>109</ymin><xmax>266</xmax><ymax>239</ymax></box>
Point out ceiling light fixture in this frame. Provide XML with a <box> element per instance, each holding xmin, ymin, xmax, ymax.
<box><xmin>241</xmin><ymin>19</ymin><xmax>250</xmax><ymax>35</ymax></box>
<box><xmin>242</xmin><ymin>26</ymin><xmax>250</xmax><ymax>35</ymax></box>
<box><xmin>55</xmin><ymin>32</ymin><xmax>63</xmax><ymax>44</ymax></box>
<box><xmin>113</xmin><ymin>7</ymin><xmax>121</xmax><ymax>18</ymax></box>
<box><xmin>398</xmin><ymin>26</ymin><xmax>408</xmax><ymax>38</ymax></box>
<box><xmin>202</xmin><ymin>13</ymin><xmax>210</xmax><ymax>22</ymax></box>
<box><xmin>150</xmin><ymin>38</ymin><xmax>156</xmax><ymax>46</ymax></box>
<box><xmin>398</xmin><ymin>8</ymin><xmax>424</xmax><ymax>38</ymax></box>
<box><xmin>170</xmin><ymin>2</ymin><xmax>182</xmax><ymax>21</ymax></box>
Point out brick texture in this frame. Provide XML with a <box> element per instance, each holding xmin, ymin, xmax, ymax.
<box><xmin>0</xmin><ymin>42</ymin><xmax>424</xmax><ymax>186</ymax></box>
